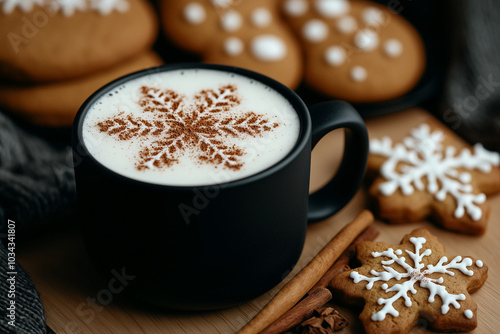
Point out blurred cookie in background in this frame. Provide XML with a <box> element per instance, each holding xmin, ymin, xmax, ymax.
<box><xmin>160</xmin><ymin>0</ymin><xmax>304</xmax><ymax>89</ymax></box>
<box><xmin>0</xmin><ymin>0</ymin><xmax>158</xmax><ymax>83</ymax></box>
<box><xmin>0</xmin><ymin>51</ymin><xmax>163</xmax><ymax>127</ymax></box>
<box><xmin>281</xmin><ymin>0</ymin><xmax>426</xmax><ymax>102</ymax></box>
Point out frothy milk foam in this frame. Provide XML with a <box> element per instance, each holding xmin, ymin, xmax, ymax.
<box><xmin>82</xmin><ymin>69</ymin><xmax>300</xmax><ymax>186</ymax></box>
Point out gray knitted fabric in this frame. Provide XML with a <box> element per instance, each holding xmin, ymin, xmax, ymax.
<box><xmin>0</xmin><ymin>242</ymin><xmax>46</xmax><ymax>334</ymax></box>
<box><xmin>0</xmin><ymin>111</ymin><xmax>76</xmax><ymax>333</ymax></box>
<box><xmin>440</xmin><ymin>0</ymin><xmax>500</xmax><ymax>152</ymax></box>
<box><xmin>0</xmin><ymin>112</ymin><xmax>76</xmax><ymax>234</ymax></box>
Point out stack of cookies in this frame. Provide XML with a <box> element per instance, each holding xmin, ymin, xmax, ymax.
<box><xmin>0</xmin><ymin>0</ymin><xmax>162</xmax><ymax>127</ymax></box>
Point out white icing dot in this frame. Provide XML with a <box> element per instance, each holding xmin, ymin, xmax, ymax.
<box><xmin>284</xmin><ymin>0</ymin><xmax>308</xmax><ymax>16</ymax></box>
<box><xmin>220</xmin><ymin>10</ymin><xmax>242</xmax><ymax>32</ymax></box>
<box><xmin>211</xmin><ymin>0</ymin><xmax>233</xmax><ymax>8</ymax></box>
<box><xmin>476</xmin><ymin>260</ymin><xmax>483</xmax><ymax>268</ymax></box>
<box><xmin>362</xmin><ymin>6</ymin><xmax>385</xmax><ymax>27</ymax></box>
<box><xmin>336</xmin><ymin>15</ymin><xmax>357</xmax><ymax>34</ymax></box>
<box><xmin>251</xmin><ymin>35</ymin><xmax>287</xmax><ymax>61</ymax></box>
<box><xmin>354</xmin><ymin>29</ymin><xmax>379</xmax><ymax>51</ymax></box>
<box><xmin>183</xmin><ymin>3</ymin><xmax>206</xmax><ymax>25</ymax></box>
<box><xmin>351</xmin><ymin>66</ymin><xmax>367</xmax><ymax>82</ymax></box>
<box><xmin>224</xmin><ymin>37</ymin><xmax>244</xmax><ymax>56</ymax></box>
<box><xmin>315</xmin><ymin>0</ymin><xmax>350</xmax><ymax>18</ymax></box>
<box><xmin>464</xmin><ymin>309</ymin><xmax>473</xmax><ymax>319</ymax></box>
<box><xmin>251</xmin><ymin>7</ymin><xmax>272</xmax><ymax>28</ymax></box>
<box><xmin>302</xmin><ymin>19</ymin><xmax>329</xmax><ymax>43</ymax></box>
<box><xmin>384</xmin><ymin>39</ymin><xmax>403</xmax><ymax>58</ymax></box>
<box><xmin>381</xmin><ymin>283</ymin><xmax>388</xmax><ymax>290</ymax></box>
<box><xmin>324</xmin><ymin>46</ymin><xmax>345</xmax><ymax>66</ymax></box>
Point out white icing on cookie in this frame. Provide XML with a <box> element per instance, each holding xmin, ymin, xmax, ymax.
<box><xmin>336</xmin><ymin>15</ymin><xmax>357</xmax><ymax>34</ymax></box>
<box><xmin>354</xmin><ymin>29</ymin><xmax>379</xmax><ymax>51</ymax></box>
<box><xmin>183</xmin><ymin>2</ymin><xmax>206</xmax><ymax>25</ymax></box>
<box><xmin>210</xmin><ymin>0</ymin><xmax>233</xmax><ymax>9</ymax></box>
<box><xmin>351</xmin><ymin>66</ymin><xmax>367</xmax><ymax>82</ymax></box>
<box><xmin>1</xmin><ymin>0</ymin><xmax>128</xmax><ymax>15</ymax></box>
<box><xmin>224</xmin><ymin>37</ymin><xmax>244</xmax><ymax>56</ymax></box>
<box><xmin>251</xmin><ymin>35</ymin><xmax>287</xmax><ymax>61</ymax></box>
<box><xmin>315</xmin><ymin>0</ymin><xmax>349</xmax><ymax>18</ymax></box>
<box><xmin>283</xmin><ymin>0</ymin><xmax>308</xmax><ymax>17</ymax></box>
<box><xmin>362</xmin><ymin>6</ymin><xmax>385</xmax><ymax>27</ymax></box>
<box><xmin>251</xmin><ymin>7</ymin><xmax>272</xmax><ymax>28</ymax></box>
<box><xmin>1</xmin><ymin>0</ymin><xmax>44</xmax><ymax>13</ymax></box>
<box><xmin>324</xmin><ymin>46</ymin><xmax>345</xmax><ymax>66</ymax></box>
<box><xmin>57</xmin><ymin>0</ymin><xmax>86</xmax><ymax>16</ymax></box>
<box><xmin>302</xmin><ymin>19</ymin><xmax>328</xmax><ymax>43</ymax></box>
<box><xmin>220</xmin><ymin>10</ymin><xmax>242</xmax><ymax>32</ymax></box>
<box><xmin>351</xmin><ymin>236</ymin><xmax>476</xmax><ymax>321</ymax></box>
<box><xmin>370</xmin><ymin>124</ymin><xmax>500</xmax><ymax>221</ymax></box>
<box><xmin>464</xmin><ymin>309</ymin><xmax>473</xmax><ymax>319</ymax></box>
<box><xmin>384</xmin><ymin>39</ymin><xmax>403</xmax><ymax>58</ymax></box>
<box><xmin>475</xmin><ymin>260</ymin><xmax>483</xmax><ymax>268</ymax></box>
<box><xmin>90</xmin><ymin>0</ymin><xmax>128</xmax><ymax>15</ymax></box>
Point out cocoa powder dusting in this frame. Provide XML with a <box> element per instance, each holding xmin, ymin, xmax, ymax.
<box><xmin>95</xmin><ymin>84</ymin><xmax>279</xmax><ymax>171</ymax></box>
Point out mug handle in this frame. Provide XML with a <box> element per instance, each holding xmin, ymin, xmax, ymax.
<box><xmin>307</xmin><ymin>101</ymin><xmax>369</xmax><ymax>223</ymax></box>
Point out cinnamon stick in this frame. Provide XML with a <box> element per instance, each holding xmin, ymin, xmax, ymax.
<box><xmin>309</xmin><ymin>225</ymin><xmax>379</xmax><ymax>294</ymax></box>
<box><xmin>237</xmin><ymin>210</ymin><xmax>374</xmax><ymax>334</ymax></box>
<box><xmin>260</xmin><ymin>225</ymin><xmax>378</xmax><ymax>334</ymax></box>
<box><xmin>259</xmin><ymin>288</ymin><xmax>332</xmax><ymax>334</ymax></box>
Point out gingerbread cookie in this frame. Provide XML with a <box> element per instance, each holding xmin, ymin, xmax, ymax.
<box><xmin>368</xmin><ymin>121</ymin><xmax>500</xmax><ymax>235</ymax></box>
<box><xmin>330</xmin><ymin>228</ymin><xmax>488</xmax><ymax>333</ymax></box>
<box><xmin>0</xmin><ymin>51</ymin><xmax>163</xmax><ymax>127</ymax></box>
<box><xmin>0</xmin><ymin>0</ymin><xmax>157</xmax><ymax>82</ymax></box>
<box><xmin>281</xmin><ymin>0</ymin><xmax>426</xmax><ymax>102</ymax></box>
<box><xmin>160</xmin><ymin>0</ymin><xmax>303</xmax><ymax>89</ymax></box>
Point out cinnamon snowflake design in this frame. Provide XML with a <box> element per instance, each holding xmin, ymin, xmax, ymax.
<box><xmin>96</xmin><ymin>84</ymin><xmax>279</xmax><ymax>171</ymax></box>
<box><xmin>370</xmin><ymin>123</ymin><xmax>500</xmax><ymax>221</ymax></box>
<box><xmin>0</xmin><ymin>0</ymin><xmax>128</xmax><ymax>15</ymax></box>
<box><xmin>351</xmin><ymin>236</ymin><xmax>474</xmax><ymax>321</ymax></box>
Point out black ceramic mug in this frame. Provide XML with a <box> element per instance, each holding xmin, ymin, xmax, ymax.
<box><xmin>72</xmin><ymin>63</ymin><xmax>368</xmax><ymax>310</ymax></box>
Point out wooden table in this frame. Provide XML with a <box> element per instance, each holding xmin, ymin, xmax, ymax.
<box><xmin>18</xmin><ymin>108</ymin><xmax>500</xmax><ymax>333</ymax></box>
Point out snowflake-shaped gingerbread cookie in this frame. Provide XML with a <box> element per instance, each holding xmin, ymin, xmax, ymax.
<box><xmin>368</xmin><ymin>122</ymin><xmax>500</xmax><ymax>235</ymax></box>
<box><xmin>96</xmin><ymin>84</ymin><xmax>278</xmax><ymax>171</ymax></box>
<box><xmin>330</xmin><ymin>228</ymin><xmax>488</xmax><ymax>334</ymax></box>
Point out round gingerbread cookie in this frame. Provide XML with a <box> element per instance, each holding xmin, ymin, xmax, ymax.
<box><xmin>281</xmin><ymin>0</ymin><xmax>426</xmax><ymax>102</ymax></box>
<box><xmin>0</xmin><ymin>51</ymin><xmax>163</xmax><ymax>127</ymax></box>
<box><xmin>0</xmin><ymin>0</ymin><xmax>158</xmax><ymax>83</ymax></box>
<box><xmin>160</xmin><ymin>0</ymin><xmax>304</xmax><ymax>89</ymax></box>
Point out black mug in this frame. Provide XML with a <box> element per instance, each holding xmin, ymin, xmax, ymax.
<box><xmin>72</xmin><ymin>63</ymin><xmax>368</xmax><ymax>310</ymax></box>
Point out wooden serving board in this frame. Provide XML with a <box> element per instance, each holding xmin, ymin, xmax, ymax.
<box><xmin>17</xmin><ymin>108</ymin><xmax>500</xmax><ymax>333</ymax></box>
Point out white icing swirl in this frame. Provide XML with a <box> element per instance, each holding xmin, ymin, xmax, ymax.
<box><xmin>251</xmin><ymin>35</ymin><xmax>287</xmax><ymax>61</ymax></box>
<box><xmin>302</xmin><ymin>19</ymin><xmax>328</xmax><ymax>43</ymax></box>
<box><xmin>183</xmin><ymin>2</ymin><xmax>206</xmax><ymax>25</ymax></box>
